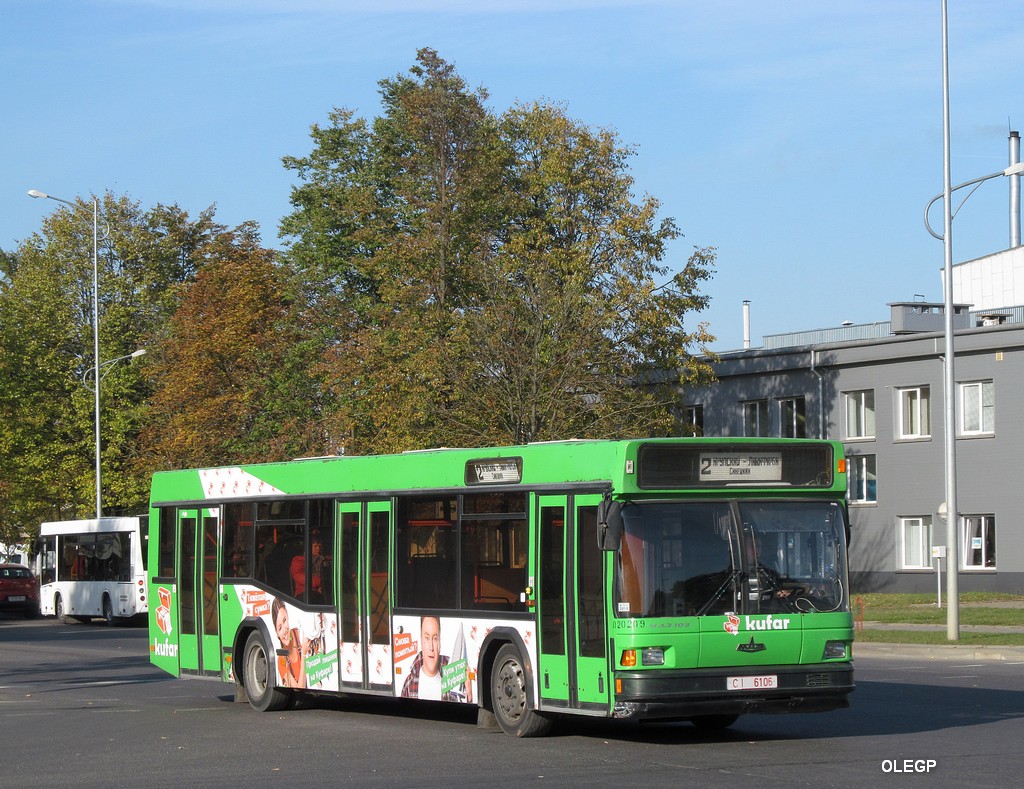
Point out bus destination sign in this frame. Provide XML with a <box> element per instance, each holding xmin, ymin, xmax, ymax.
<box><xmin>699</xmin><ymin>452</ymin><xmax>783</xmax><ymax>482</ymax></box>
<box><xmin>466</xmin><ymin>458</ymin><xmax>523</xmax><ymax>485</ymax></box>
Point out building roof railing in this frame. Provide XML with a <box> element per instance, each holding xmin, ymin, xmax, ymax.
<box><xmin>758</xmin><ymin>304</ymin><xmax>1024</xmax><ymax>350</ymax></box>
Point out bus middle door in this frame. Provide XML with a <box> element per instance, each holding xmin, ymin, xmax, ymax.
<box><xmin>338</xmin><ymin>501</ymin><xmax>394</xmax><ymax>692</ymax></box>
<box><xmin>176</xmin><ymin>508</ymin><xmax>222</xmax><ymax>676</ymax></box>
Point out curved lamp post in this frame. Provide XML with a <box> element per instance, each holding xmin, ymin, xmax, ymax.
<box><xmin>85</xmin><ymin>349</ymin><xmax>148</xmax><ymax>383</ymax></box>
<box><xmin>923</xmin><ymin>162</ymin><xmax>1024</xmax><ymax>240</ymax></box>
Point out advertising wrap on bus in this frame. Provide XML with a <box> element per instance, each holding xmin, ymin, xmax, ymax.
<box><xmin>147</xmin><ymin>438</ymin><xmax>854</xmax><ymax>737</ymax></box>
<box><xmin>150</xmin><ymin>579</ymin><xmax>531</xmax><ymax>700</ymax></box>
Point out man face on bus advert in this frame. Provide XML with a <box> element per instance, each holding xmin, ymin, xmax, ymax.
<box><xmin>421</xmin><ymin>616</ymin><xmax>441</xmax><ymax>677</ymax></box>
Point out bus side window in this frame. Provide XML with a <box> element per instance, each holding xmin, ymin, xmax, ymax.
<box><xmin>157</xmin><ymin>508</ymin><xmax>176</xmax><ymax>578</ymax></box>
<box><xmin>462</xmin><ymin>519</ymin><xmax>526</xmax><ymax>612</ymax></box>
<box><xmin>221</xmin><ymin>502</ymin><xmax>254</xmax><ymax>579</ymax></box>
<box><xmin>396</xmin><ymin>495</ymin><xmax>458</xmax><ymax>609</ymax></box>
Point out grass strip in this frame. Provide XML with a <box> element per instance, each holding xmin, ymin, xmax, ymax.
<box><xmin>854</xmin><ymin>629</ymin><xmax>1024</xmax><ymax>647</ymax></box>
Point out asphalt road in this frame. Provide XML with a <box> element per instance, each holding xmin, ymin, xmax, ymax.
<box><xmin>2</xmin><ymin>615</ymin><xmax>1021</xmax><ymax>788</ymax></box>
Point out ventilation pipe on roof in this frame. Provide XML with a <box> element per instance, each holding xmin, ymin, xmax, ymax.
<box><xmin>1010</xmin><ymin>131</ymin><xmax>1021</xmax><ymax>248</ymax></box>
<box><xmin>743</xmin><ymin>300</ymin><xmax>751</xmax><ymax>350</ymax></box>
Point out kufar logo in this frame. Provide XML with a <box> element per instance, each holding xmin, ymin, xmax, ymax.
<box><xmin>723</xmin><ymin>613</ymin><xmax>792</xmax><ymax>636</ymax></box>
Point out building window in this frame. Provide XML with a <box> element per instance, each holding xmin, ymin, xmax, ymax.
<box><xmin>779</xmin><ymin>396</ymin><xmax>807</xmax><ymax>438</ymax></box>
<box><xmin>683</xmin><ymin>405</ymin><xmax>704</xmax><ymax>436</ymax></box>
<box><xmin>897</xmin><ymin>386</ymin><xmax>930</xmax><ymax>439</ymax></box>
<box><xmin>844</xmin><ymin>390</ymin><xmax>875</xmax><ymax>439</ymax></box>
<box><xmin>961</xmin><ymin>515</ymin><xmax>996</xmax><ymax>569</ymax></box>
<box><xmin>959</xmin><ymin>381</ymin><xmax>994</xmax><ymax>435</ymax></box>
<box><xmin>742</xmin><ymin>400</ymin><xmax>770</xmax><ymax>437</ymax></box>
<box><xmin>899</xmin><ymin>516</ymin><xmax>932</xmax><ymax>569</ymax></box>
<box><xmin>848</xmin><ymin>455</ymin><xmax>877</xmax><ymax>503</ymax></box>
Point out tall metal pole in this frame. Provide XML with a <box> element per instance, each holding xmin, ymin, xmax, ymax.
<box><xmin>29</xmin><ymin>190</ymin><xmax>105</xmax><ymax>519</ymax></box>
<box><xmin>91</xmin><ymin>196</ymin><xmax>102</xmax><ymax>519</ymax></box>
<box><xmin>940</xmin><ymin>0</ymin><xmax>960</xmax><ymax>640</ymax></box>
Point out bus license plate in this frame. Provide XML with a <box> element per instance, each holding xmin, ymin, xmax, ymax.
<box><xmin>727</xmin><ymin>674</ymin><xmax>777</xmax><ymax>690</ymax></box>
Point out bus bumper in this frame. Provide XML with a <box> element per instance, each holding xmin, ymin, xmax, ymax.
<box><xmin>612</xmin><ymin>662</ymin><xmax>854</xmax><ymax>720</ymax></box>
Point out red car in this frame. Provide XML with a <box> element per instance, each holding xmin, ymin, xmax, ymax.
<box><xmin>0</xmin><ymin>563</ymin><xmax>40</xmax><ymax>619</ymax></box>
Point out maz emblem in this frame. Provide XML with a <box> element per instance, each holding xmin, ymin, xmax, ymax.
<box><xmin>737</xmin><ymin>637</ymin><xmax>766</xmax><ymax>653</ymax></box>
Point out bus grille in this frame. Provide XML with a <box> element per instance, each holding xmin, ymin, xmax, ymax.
<box><xmin>806</xmin><ymin>673</ymin><xmax>832</xmax><ymax>687</ymax></box>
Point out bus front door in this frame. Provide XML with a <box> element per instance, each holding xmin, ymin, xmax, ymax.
<box><xmin>176</xmin><ymin>508</ymin><xmax>222</xmax><ymax>676</ymax></box>
<box><xmin>537</xmin><ymin>494</ymin><xmax>610</xmax><ymax>712</ymax></box>
<box><xmin>338</xmin><ymin>501</ymin><xmax>393</xmax><ymax>692</ymax></box>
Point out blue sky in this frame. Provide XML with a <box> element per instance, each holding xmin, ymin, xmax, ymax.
<box><xmin>3</xmin><ymin>1</ymin><xmax>1023</xmax><ymax>351</ymax></box>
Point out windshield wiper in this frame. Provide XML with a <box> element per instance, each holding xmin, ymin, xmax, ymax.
<box><xmin>696</xmin><ymin>569</ymin><xmax>742</xmax><ymax>616</ymax></box>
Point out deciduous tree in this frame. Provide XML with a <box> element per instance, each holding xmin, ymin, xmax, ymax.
<box><xmin>138</xmin><ymin>224</ymin><xmax>325</xmax><ymax>469</ymax></box>
<box><xmin>281</xmin><ymin>50</ymin><xmax>716</xmax><ymax>453</ymax></box>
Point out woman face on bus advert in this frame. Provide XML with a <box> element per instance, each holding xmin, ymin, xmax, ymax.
<box><xmin>273</xmin><ymin>599</ymin><xmax>294</xmax><ymax>647</ymax></box>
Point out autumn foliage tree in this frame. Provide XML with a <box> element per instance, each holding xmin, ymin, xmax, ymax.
<box><xmin>139</xmin><ymin>223</ymin><xmax>325</xmax><ymax>470</ymax></box>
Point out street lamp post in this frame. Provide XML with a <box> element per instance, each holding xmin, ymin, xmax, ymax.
<box><xmin>28</xmin><ymin>189</ymin><xmax>105</xmax><ymax>518</ymax></box>
<box><xmin>924</xmin><ymin>1</ymin><xmax>1024</xmax><ymax>640</ymax></box>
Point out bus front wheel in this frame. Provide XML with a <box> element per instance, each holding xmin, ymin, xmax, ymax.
<box><xmin>55</xmin><ymin>595</ymin><xmax>67</xmax><ymax>624</ymax></box>
<box><xmin>102</xmin><ymin>596</ymin><xmax>115</xmax><ymax>626</ymax></box>
<box><xmin>490</xmin><ymin>644</ymin><xmax>552</xmax><ymax>737</ymax></box>
<box><xmin>242</xmin><ymin>631</ymin><xmax>291</xmax><ymax>713</ymax></box>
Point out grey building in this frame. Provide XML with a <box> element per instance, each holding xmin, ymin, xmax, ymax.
<box><xmin>683</xmin><ymin>299</ymin><xmax>1024</xmax><ymax>594</ymax></box>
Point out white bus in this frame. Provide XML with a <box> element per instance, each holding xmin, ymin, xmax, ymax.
<box><xmin>35</xmin><ymin>517</ymin><xmax>149</xmax><ymax>624</ymax></box>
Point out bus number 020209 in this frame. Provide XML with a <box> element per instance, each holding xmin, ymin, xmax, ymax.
<box><xmin>727</xmin><ymin>675</ymin><xmax>778</xmax><ymax>690</ymax></box>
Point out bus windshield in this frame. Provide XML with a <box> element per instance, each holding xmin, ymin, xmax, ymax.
<box><xmin>615</xmin><ymin>500</ymin><xmax>848</xmax><ymax>619</ymax></box>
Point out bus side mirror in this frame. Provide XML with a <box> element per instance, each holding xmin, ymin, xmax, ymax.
<box><xmin>597</xmin><ymin>498</ymin><xmax>624</xmax><ymax>551</ymax></box>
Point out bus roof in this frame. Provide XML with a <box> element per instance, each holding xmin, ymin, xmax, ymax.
<box><xmin>150</xmin><ymin>438</ymin><xmax>846</xmax><ymax>506</ymax></box>
<box><xmin>39</xmin><ymin>517</ymin><xmax>144</xmax><ymax>535</ymax></box>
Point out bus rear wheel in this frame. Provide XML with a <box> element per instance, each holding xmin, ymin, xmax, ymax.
<box><xmin>243</xmin><ymin>631</ymin><xmax>291</xmax><ymax>713</ymax></box>
<box><xmin>490</xmin><ymin>644</ymin><xmax>552</xmax><ymax>738</ymax></box>
<box><xmin>102</xmin><ymin>596</ymin><xmax>115</xmax><ymax>626</ymax></box>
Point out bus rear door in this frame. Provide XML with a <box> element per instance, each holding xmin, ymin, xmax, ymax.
<box><xmin>176</xmin><ymin>508</ymin><xmax>222</xmax><ymax>676</ymax></box>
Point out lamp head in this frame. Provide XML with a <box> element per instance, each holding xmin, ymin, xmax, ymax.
<box><xmin>27</xmin><ymin>189</ymin><xmax>48</xmax><ymax>199</ymax></box>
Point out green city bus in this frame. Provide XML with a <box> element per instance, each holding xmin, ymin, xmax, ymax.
<box><xmin>147</xmin><ymin>438</ymin><xmax>854</xmax><ymax>737</ymax></box>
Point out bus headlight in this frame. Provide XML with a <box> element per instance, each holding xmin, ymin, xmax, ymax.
<box><xmin>641</xmin><ymin>647</ymin><xmax>665</xmax><ymax>666</ymax></box>
<box><xmin>822</xmin><ymin>640</ymin><xmax>848</xmax><ymax>660</ymax></box>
